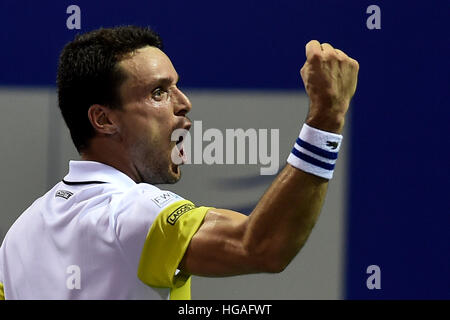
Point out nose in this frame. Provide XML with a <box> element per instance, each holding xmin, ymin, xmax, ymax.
<box><xmin>173</xmin><ymin>87</ymin><xmax>192</xmax><ymax>117</ymax></box>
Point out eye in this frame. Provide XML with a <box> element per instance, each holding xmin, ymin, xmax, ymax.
<box><xmin>151</xmin><ymin>88</ymin><xmax>168</xmax><ymax>101</ymax></box>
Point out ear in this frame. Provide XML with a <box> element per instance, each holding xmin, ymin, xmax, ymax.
<box><xmin>87</xmin><ymin>104</ymin><xmax>118</xmax><ymax>135</ymax></box>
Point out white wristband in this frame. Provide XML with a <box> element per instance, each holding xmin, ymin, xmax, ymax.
<box><xmin>287</xmin><ymin>123</ymin><xmax>343</xmax><ymax>180</ymax></box>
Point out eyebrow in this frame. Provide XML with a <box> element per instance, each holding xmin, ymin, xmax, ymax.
<box><xmin>152</xmin><ymin>74</ymin><xmax>180</xmax><ymax>87</ymax></box>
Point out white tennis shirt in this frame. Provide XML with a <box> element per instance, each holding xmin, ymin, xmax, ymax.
<box><xmin>0</xmin><ymin>160</ymin><xmax>211</xmax><ymax>299</ymax></box>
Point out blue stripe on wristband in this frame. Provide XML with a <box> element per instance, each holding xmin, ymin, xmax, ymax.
<box><xmin>291</xmin><ymin>147</ymin><xmax>336</xmax><ymax>171</ymax></box>
<box><xmin>296</xmin><ymin>137</ymin><xmax>338</xmax><ymax>160</ymax></box>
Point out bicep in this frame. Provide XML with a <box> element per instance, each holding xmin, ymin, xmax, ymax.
<box><xmin>179</xmin><ymin>208</ymin><xmax>263</xmax><ymax>277</ymax></box>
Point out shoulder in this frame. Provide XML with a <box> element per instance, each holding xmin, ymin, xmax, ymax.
<box><xmin>119</xmin><ymin>183</ymin><xmax>185</xmax><ymax>215</ymax></box>
<box><xmin>113</xmin><ymin>183</ymin><xmax>188</xmax><ymax>239</ymax></box>
<box><xmin>112</xmin><ymin>184</ymin><xmax>189</xmax><ymax>263</ymax></box>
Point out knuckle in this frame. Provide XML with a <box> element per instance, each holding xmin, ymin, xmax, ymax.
<box><xmin>349</xmin><ymin>58</ymin><xmax>359</xmax><ymax>69</ymax></box>
<box><xmin>307</xmin><ymin>39</ymin><xmax>320</xmax><ymax>48</ymax></box>
<box><xmin>335</xmin><ymin>50</ymin><xmax>346</xmax><ymax>60</ymax></box>
<box><xmin>324</xmin><ymin>51</ymin><xmax>337</xmax><ymax>62</ymax></box>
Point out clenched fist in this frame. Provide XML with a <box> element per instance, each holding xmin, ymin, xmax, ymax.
<box><xmin>300</xmin><ymin>40</ymin><xmax>359</xmax><ymax>134</ymax></box>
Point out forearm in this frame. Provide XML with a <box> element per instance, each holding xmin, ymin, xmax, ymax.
<box><xmin>243</xmin><ymin>156</ymin><xmax>330</xmax><ymax>272</ymax></box>
<box><xmin>181</xmin><ymin>163</ymin><xmax>331</xmax><ymax>276</ymax></box>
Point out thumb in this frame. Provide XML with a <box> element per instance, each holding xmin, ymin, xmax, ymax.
<box><xmin>305</xmin><ymin>40</ymin><xmax>322</xmax><ymax>62</ymax></box>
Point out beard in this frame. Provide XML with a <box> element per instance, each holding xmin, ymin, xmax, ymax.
<box><xmin>131</xmin><ymin>141</ymin><xmax>181</xmax><ymax>185</ymax></box>
<box><xmin>137</xmin><ymin>157</ymin><xmax>181</xmax><ymax>185</ymax></box>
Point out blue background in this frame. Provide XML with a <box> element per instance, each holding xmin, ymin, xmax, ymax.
<box><xmin>0</xmin><ymin>0</ymin><xmax>448</xmax><ymax>298</ymax></box>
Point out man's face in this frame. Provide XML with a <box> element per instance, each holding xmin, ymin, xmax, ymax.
<box><xmin>114</xmin><ymin>46</ymin><xmax>192</xmax><ymax>184</ymax></box>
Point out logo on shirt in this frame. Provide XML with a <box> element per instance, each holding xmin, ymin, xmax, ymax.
<box><xmin>55</xmin><ymin>190</ymin><xmax>74</xmax><ymax>200</ymax></box>
<box><xmin>167</xmin><ymin>203</ymin><xmax>196</xmax><ymax>225</ymax></box>
<box><xmin>152</xmin><ymin>192</ymin><xmax>177</xmax><ymax>207</ymax></box>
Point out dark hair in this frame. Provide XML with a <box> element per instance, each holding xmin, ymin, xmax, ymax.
<box><xmin>57</xmin><ymin>25</ymin><xmax>163</xmax><ymax>152</ymax></box>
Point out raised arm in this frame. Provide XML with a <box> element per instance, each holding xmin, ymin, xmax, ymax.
<box><xmin>180</xmin><ymin>40</ymin><xmax>359</xmax><ymax>276</ymax></box>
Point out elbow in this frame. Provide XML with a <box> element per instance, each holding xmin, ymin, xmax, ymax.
<box><xmin>262</xmin><ymin>246</ymin><xmax>297</xmax><ymax>273</ymax></box>
<box><xmin>242</xmin><ymin>222</ymin><xmax>306</xmax><ymax>274</ymax></box>
<box><xmin>263</xmin><ymin>257</ymin><xmax>289</xmax><ymax>274</ymax></box>
<box><xmin>244</xmin><ymin>242</ymin><xmax>293</xmax><ymax>274</ymax></box>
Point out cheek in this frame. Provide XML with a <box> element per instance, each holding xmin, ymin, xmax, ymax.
<box><xmin>149</xmin><ymin>106</ymin><xmax>175</xmax><ymax>136</ymax></box>
<box><xmin>143</xmin><ymin>116</ymin><xmax>173</xmax><ymax>150</ymax></box>
<box><xmin>123</xmin><ymin>102</ymin><xmax>175</xmax><ymax>149</ymax></box>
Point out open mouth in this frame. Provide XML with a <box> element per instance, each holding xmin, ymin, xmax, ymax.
<box><xmin>171</xmin><ymin>122</ymin><xmax>191</xmax><ymax>170</ymax></box>
<box><xmin>175</xmin><ymin>135</ymin><xmax>187</xmax><ymax>164</ymax></box>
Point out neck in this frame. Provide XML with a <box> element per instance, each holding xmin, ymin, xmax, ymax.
<box><xmin>80</xmin><ymin>138</ymin><xmax>142</xmax><ymax>183</ymax></box>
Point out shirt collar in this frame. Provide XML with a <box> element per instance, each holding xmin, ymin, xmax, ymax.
<box><xmin>63</xmin><ymin>160</ymin><xmax>137</xmax><ymax>189</ymax></box>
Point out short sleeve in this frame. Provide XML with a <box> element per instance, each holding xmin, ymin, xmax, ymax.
<box><xmin>137</xmin><ymin>200</ymin><xmax>211</xmax><ymax>291</ymax></box>
<box><xmin>114</xmin><ymin>185</ymin><xmax>186</xmax><ymax>273</ymax></box>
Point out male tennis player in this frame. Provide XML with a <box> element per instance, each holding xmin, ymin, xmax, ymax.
<box><xmin>0</xmin><ymin>26</ymin><xmax>358</xmax><ymax>299</ymax></box>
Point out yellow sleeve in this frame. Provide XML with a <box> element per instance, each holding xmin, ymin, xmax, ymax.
<box><xmin>137</xmin><ymin>199</ymin><xmax>211</xmax><ymax>299</ymax></box>
<box><xmin>0</xmin><ymin>282</ymin><xmax>4</xmax><ymax>300</ymax></box>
